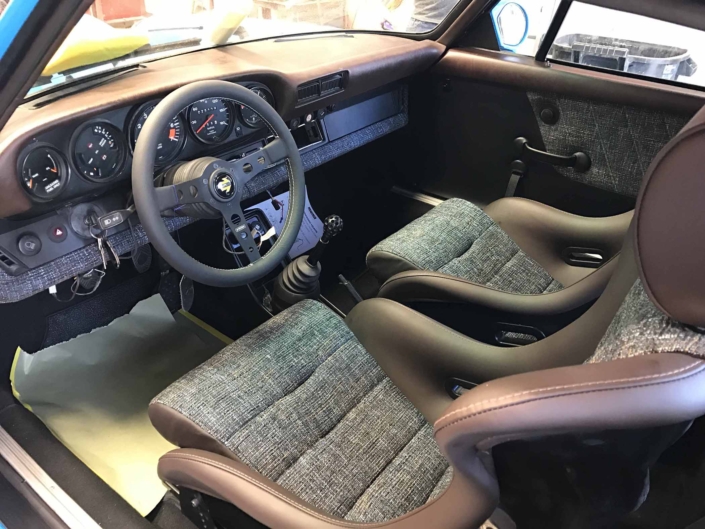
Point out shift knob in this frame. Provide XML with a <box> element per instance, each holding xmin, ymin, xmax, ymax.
<box><xmin>321</xmin><ymin>215</ymin><xmax>343</xmax><ymax>244</ymax></box>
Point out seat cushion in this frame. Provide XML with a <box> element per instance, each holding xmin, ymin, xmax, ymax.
<box><xmin>152</xmin><ymin>300</ymin><xmax>452</xmax><ymax>523</ymax></box>
<box><xmin>367</xmin><ymin>198</ymin><xmax>563</xmax><ymax>294</ymax></box>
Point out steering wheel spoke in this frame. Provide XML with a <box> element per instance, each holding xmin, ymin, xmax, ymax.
<box><xmin>156</xmin><ymin>178</ymin><xmax>209</xmax><ymax>212</ymax></box>
<box><xmin>230</xmin><ymin>139</ymin><xmax>287</xmax><ymax>185</ymax></box>
<box><xmin>223</xmin><ymin>205</ymin><xmax>262</xmax><ymax>263</ymax></box>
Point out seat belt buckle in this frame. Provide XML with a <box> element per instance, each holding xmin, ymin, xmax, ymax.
<box><xmin>505</xmin><ymin>159</ymin><xmax>526</xmax><ymax>197</ymax></box>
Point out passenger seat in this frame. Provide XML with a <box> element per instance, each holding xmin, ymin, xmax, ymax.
<box><xmin>367</xmin><ymin>197</ymin><xmax>632</xmax><ymax>312</ymax></box>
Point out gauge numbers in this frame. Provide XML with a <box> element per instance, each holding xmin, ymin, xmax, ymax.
<box><xmin>73</xmin><ymin>123</ymin><xmax>126</xmax><ymax>181</ymax></box>
<box><xmin>189</xmin><ymin>98</ymin><xmax>233</xmax><ymax>144</ymax></box>
<box><xmin>21</xmin><ymin>146</ymin><xmax>67</xmax><ymax>200</ymax></box>
<box><xmin>130</xmin><ymin>103</ymin><xmax>185</xmax><ymax>164</ymax></box>
<box><xmin>238</xmin><ymin>87</ymin><xmax>274</xmax><ymax>128</ymax></box>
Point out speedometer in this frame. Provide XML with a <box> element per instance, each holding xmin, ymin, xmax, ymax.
<box><xmin>189</xmin><ymin>98</ymin><xmax>233</xmax><ymax>144</ymax></box>
<box><xmin>130</xmin><ymin>102</ymin><xmax>185</xmax><ymax>164</ymax></box>
<box><xmin>73</xmin><ymin>123</ymin><xmax>126</xmax><ymax>182</ymax></box>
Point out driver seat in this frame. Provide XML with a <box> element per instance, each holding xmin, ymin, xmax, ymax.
<box><xmin>149</xmin><ymin>105</ymin><xmax>705</xmax><ymax>528</ymax></box>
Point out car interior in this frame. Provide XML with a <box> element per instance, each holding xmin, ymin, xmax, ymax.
<box><xmin>2</xmin><ymin>0</ymin><xmax>705</xmax><ymax>528</ymax></box>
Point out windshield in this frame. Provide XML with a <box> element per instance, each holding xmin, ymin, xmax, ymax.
<box><xmin>24</xmin><ymin>0</ymin><xmax>461</xmax><ymax>97</ymax></box>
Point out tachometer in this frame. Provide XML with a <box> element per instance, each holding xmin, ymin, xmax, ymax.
<box><xmin>73</xmin><ymin>123</ymin><xmax>126</xmax><ymax>181</ymax></box>
<box><xmin>238</xmin><ymin>87</ymin><xmax>274</xmax><ymax>128</ymax></box>
<box><xmin>189</xmin><ymin>98</ymin><xmax>233</xmax><ymax>144</ymax></box>
<box><xmin>130</xmin><ymin>103</ymin><xmax>185</xmax><ymax>164</ymax></box>
<box><xmin>21</xmin><ymin>146</ymin><xmax>68</xmax><ymax>200</ymax></box>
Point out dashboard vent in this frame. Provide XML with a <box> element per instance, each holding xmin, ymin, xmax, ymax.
<box><xmin>320</xmin><ymin>73</ymin><xmax>343</xmax><ymax>95</ymax></box>
<box><xmin>297</xmin><ymin>81</ymin><xmax>320</xmax><ymax>103</ymax></box>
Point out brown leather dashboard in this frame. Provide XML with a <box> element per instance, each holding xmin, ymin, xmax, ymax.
<box><xmin>0</xmin><ymin>34</ymin><xmax>444</xmax><ymax>218</ymax></box>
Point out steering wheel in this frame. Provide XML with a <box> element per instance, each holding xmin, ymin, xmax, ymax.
<box><xmin>132</xmin><ymin>81</ymin><xmax>305</xmax><ymax>287</ymax></box>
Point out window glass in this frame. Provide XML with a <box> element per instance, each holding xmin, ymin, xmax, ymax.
<box><xmin>30</xmin><ymin>0</ymin><xmax>465</xmax><ymax>97</ymax></box>
<box><xmin>490</xmin><ymin>0</ymin><xmax>560</xmax><ymax>55</ymax></box>
<box><xmin>548</xmin><ymin>2</ymin><xmax>705</xmax><ymax>88</ymax></box>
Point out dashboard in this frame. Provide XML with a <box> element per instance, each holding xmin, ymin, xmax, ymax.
<box><xmin>17</xmin><ymin>82</ymin><xmax>275</xmax><ymax>207</ymax></box>
<box><xmin>0</xmin><ymin>33</ymin><xmax>443</xmax><ymax>303</ymax></box>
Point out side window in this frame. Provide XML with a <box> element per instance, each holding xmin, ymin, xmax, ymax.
<box><xmin>547</xmin><ymin>3</ymin><xmax>703</xmax><ymax>88</ymax></box>
<box><xmin>490</xmin><ymin>0</ymin><xmax>560</xmax><ymax>55</ymax></box>
<box><xmin>491</xmin><ymin>1</ymin><xmax>705</xmax><ymax>90</ymax></box>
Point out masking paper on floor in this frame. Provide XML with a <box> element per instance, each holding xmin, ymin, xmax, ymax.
<box><xmin>11</xmin><ymin>295</ymin><xmax>223</xmax><ymax>516</ymax></box>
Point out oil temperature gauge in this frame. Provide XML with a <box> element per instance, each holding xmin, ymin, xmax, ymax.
<box><xmin>21</xmin><ymin>146</ymin><xmax>68</xmax><ymax>200</ymax></box>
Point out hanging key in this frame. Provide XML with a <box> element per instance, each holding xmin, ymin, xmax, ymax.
<box><xmin>95</xmin><ymin>234</ymin><xmax>109</xmax><ymax>270</ymax></box>
<box><xmin>104</xmin><ymin>237</ymin><xmax>121</xmax><ymax>269</ymax></box>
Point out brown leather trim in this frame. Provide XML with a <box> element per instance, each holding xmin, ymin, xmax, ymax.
<box><xmin>0</xmin><ymin>36</ymin><xmax>444</xmax><ymax>218</ymax></box>
<box><xmin>483</xmin><ymin>198</ymin><xmax>632</xmax><ymax>286</ymax></box>
<box><xmin>366</xmin><ymin>250</ymin><xmax>421</xmax><ymax>283</ymax></box>
<box><xmin>634</xmin><ymin>105</ymin><xmax>705</xmax><ymax>328</ymax></box>
<box><xmin>348</xmin><ymin>223</ymin><xmax>639</xmax><ymax>424</ymax></box>
<box><xmin>377</xmin><ymin>255</ymin><xmax>617</xmax><ymax>314</ymax></box>
<box><xmin>148</xmin><ymin>403</ymin><xmax>236</xmax><ymax>461</ymax></box>
<box><xmin>158</xmin><ymin>448</ymin><xmax>496</xmax><ymax>528</ymax></box>
<box><xmin>434</xmin><ymin>353</ymin><xmax>705</xmax><ymax>461</ymax></box>
<box><xmin>433</xmin><ymin>48</ymin><xmax>705</xmax><ymax>114</ymax></box>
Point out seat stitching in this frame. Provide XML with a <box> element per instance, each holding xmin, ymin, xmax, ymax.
<box><xmin>343</xmin><ymin>421</ymin><xmax>427</xmax><ymax>519</ymax></box>
<box><xmin>225</xmin><ymin>334</ymin><xmax>355</xmax><ymax>450</ymax></box>
<box><xmin>478</xmin><ymin>246</ymin><xmax>522</xmax><ymax>288</ymax></box>
<box><xmin>275</xmin><ymin>376</ymin><xmax>389</xmax><ymax>482</ymax></box>
<box><xmin>434</xmin><ymin>360</ymin><xmax>703</xmax><ymax>426</ymax></box>
<box><xmin>435</xmin><ymin>363</ymin><xmax>705</xmax><ymax>439</ymax></box>
<box><xmin>421</xmin><ymin>464</ymin><xmax>452</xmax><ymax>504</ymax></box>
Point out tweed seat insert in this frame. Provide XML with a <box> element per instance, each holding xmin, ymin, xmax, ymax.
<box><xmin>153</xmin><ymin>300</ymin><xmax>452</xmax><ymax>523</ymax></box>
<box><xmin>368</xmin><ymin>198</ymin><xmax>563</xmax><ymax>294</ymax></box>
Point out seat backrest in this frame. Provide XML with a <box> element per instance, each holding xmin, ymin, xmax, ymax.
<box><xmin>433</xmin><ymin>104</ymin><xmax>705</xmax><ymax>528</ymax></box>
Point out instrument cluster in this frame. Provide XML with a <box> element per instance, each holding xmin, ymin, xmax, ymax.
<box><xmin>18</xmin><ymin>82</ymin><xmax>275</xmax><ymax>203</ymax></box>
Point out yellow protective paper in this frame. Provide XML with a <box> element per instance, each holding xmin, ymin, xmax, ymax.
<box><xmin>43</xmin><ymin>15</ymin><xmax>149</xmax><ymax>76</ymax></box>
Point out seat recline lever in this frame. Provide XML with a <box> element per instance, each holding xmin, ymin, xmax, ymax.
<box><xmin>514</xmin><ymin>137</ymin><xmax>591</xmax><ymax>173</ymax></box>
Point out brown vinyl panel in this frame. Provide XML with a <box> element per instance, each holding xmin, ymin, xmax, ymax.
<box><xmin>434</xmin><ymin>48</ymin><xmax>705</xmax><ymax>115</ymax></box>
<box><xmin>0</xmin><ymin>35</ymin><xmax>444</xmax><ymax>218</ymax></box>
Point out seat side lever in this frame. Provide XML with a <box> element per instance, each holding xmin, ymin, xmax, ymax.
<box><xmin>514</xmin><ymin>137</ymin><xmax>591</xmax><ymax>173</ymax></box>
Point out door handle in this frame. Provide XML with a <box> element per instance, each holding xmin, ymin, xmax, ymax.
<box><xmin>514</xmin><ymin>137</ymin><xmax>591</xmax><ymax>173</ymax></box>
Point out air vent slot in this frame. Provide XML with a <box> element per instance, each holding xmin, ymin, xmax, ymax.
<box><xmin>320</xmin><ymin>73</ymin><xmax>343</xmax><ymax>95</ymax></box>
<box><xmin>297</xmin><ymin>81</ymin><xmax>320</xmax><ymax>102</ymax></box>
<box><xmin>0</xmin><ymin>248</ymin><xmax>20</xmax><ymax>274</ymax></box>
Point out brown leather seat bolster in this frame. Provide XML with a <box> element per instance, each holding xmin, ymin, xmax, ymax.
<box><xmin>484</xmin><ymin>198</ymin><xmax>633</xmax><ymax>286</ymax></box>
<box><xmin>158</xmin><ymin>448</ymin><xmax>496</xmax><ymax>529</ymax></box>
<box><xmin>377</xmin><ymin>255</ymin><xmax>618</xmax><ymax>315</ymax></box>
<box><xmin>434</xmin><ymin>353</ymin><xmax>705</xmax><ymax>471</ymax></box>
<box><xmin>148</xmin><ymin>402</ymin><xmax>236</xmax><ymax>461</ymax></box>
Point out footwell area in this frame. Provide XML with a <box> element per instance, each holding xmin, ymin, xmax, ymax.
<box><xmin>10</xmin><ymin>295</ymin><xmax>226</xmax><ymax>516</ymax></box>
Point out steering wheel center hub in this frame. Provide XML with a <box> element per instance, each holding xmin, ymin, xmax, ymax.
<box><xmin>210</xmin><ymin>170</ymin><xmax>237</xmax><ymax>201</ymax></box>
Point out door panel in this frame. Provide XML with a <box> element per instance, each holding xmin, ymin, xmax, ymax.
<box><xmin>395</xmin><ymin>48</ymin><xmax>700</xmax><ymax>217</ymax></box>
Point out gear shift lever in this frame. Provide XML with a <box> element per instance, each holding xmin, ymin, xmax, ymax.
<box><xmin>307</xmin><ymin>215</ymin><xmax>343</xmax><ymax>267</ymax></box>
<box><xmin>271</xmin><ymin>215</ymin><xmax>343</xmax><ymax>313</ymax></box>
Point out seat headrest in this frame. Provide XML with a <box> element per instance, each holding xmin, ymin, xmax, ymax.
<box><xmin>635</xmin><ymin>104</ymin><xmax>705</xmax><ymax>329</ymax></box>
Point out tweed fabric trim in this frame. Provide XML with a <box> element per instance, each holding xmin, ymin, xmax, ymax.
<box><xmin>153</xmin><ymin>300</ymin><xmax>451</xmax><ymax>523</ymax></box>
<box><xmin>528</xmin><ymin>92</ymin><xmax>690</xmax><ymax>197</ymax></box>
<box><xmin>587</xmin><ymin>281</ymin><xmax>705</xmax><ymax>364</ymax></box>
<box><xmin>369</xmin><ymin>198</ymin><xmax>563</xmax><ymax>295</ymax></box>
<box><xmin>0</xmin><ymin>216</ymin><xmax>194</xmax><ymax>304</ymax></box>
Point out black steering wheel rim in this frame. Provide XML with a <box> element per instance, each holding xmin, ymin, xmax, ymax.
<box><xmin>132</xmin><ymin>80</ymin><xmax>305</xmax><ymax>287</ymax></box>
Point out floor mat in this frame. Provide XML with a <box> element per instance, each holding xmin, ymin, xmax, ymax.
<box><xmin>10</xmin><ymin>295</ymin><xmax>227</xmax><ymax>516</ymax></box>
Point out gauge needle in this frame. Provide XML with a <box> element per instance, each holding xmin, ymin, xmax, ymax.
<box><xmin>196</xmin><ymin>114</ymin><xmax>215</xmax><ymax>134</ymax></box>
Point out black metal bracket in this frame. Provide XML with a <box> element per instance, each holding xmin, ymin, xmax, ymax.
<box><xmin>514</xmin><ymin>137</ymin><xmax>591</xmax><ymax>173</ymax></box>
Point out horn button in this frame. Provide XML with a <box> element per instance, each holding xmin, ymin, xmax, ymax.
<box><xmin>210</xmin><ymin>170</ymin><xmax>237</xmax><ymax>201</ymax></box>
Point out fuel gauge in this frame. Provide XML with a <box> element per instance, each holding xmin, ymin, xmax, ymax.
<box><xmin>21</xmin><ymin>146</ymin><xmax>68</xmax><ymax>200</ymax></box>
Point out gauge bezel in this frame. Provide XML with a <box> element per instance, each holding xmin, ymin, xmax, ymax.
<box><xmin>70</xmin><ymin>120</ymin><xmax>128</xmax><ymax>183</ymax></box>
<box><xmin>127</xmin><ymin>100</ymin><xmax>186</xmax><ymax>166</ymax></box>
<box><xmin>18</xmin><ymin>143</ymin><xmax>70</xmax><ymax>202</ymax></box>
<box><xmin>188</xmin><ymin>97</ymin><xmax>236</xmax><ymax>145</ymax></box>
<box><xmin>237</xmin><ymin>85</ymin><xmax>276</xmax><ymax>129</ymax></box>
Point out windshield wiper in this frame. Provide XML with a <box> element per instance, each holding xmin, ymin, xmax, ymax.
<box><xmin>27</xmin><ymin>64</ymin><xmax>146</xmax><ymax>109</ymax></box>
